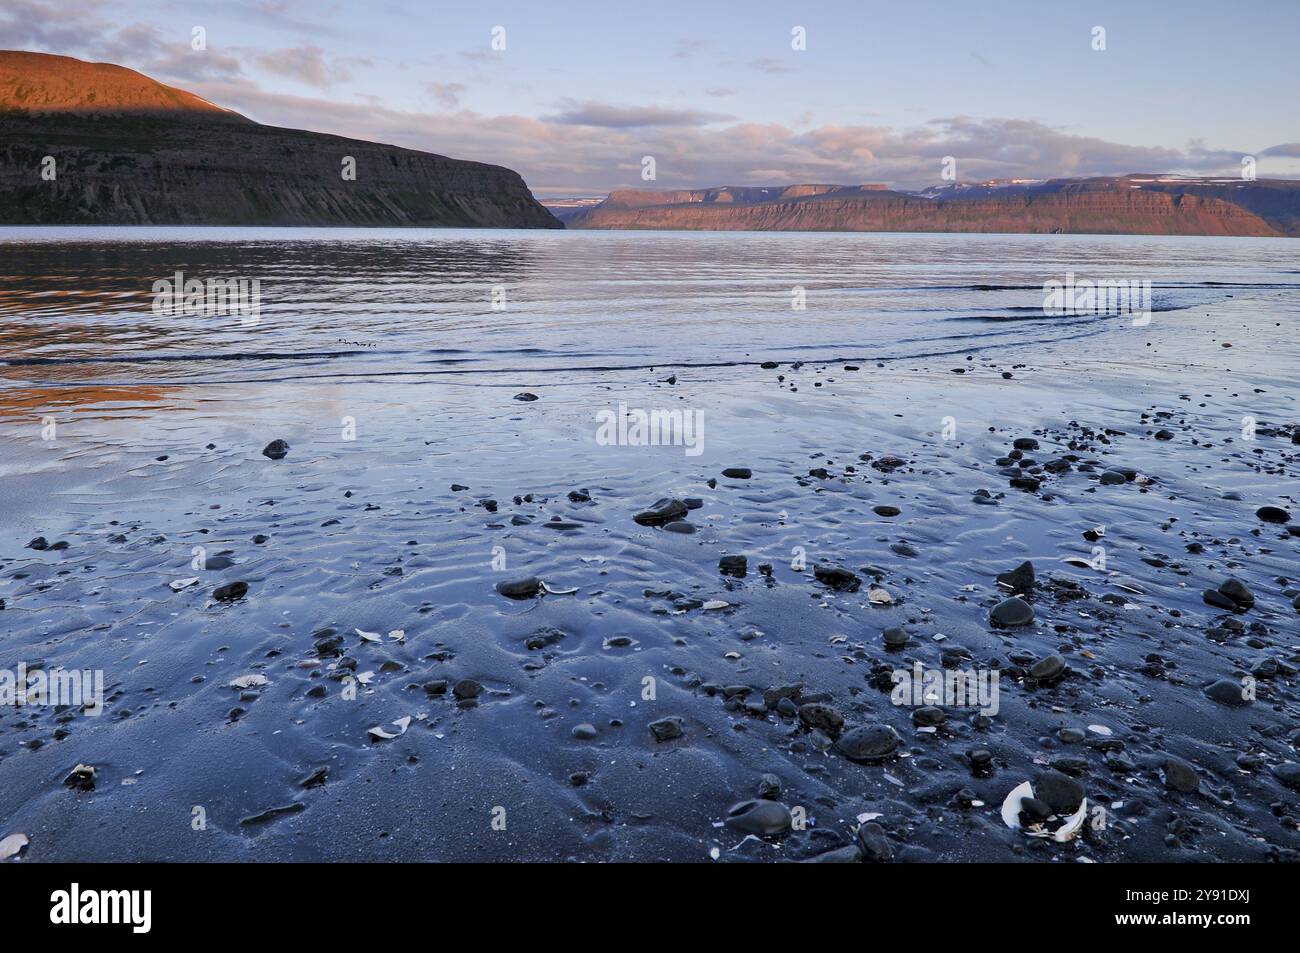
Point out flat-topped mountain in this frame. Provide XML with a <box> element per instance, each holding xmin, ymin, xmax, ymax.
<box><xmin>568</xmin><ymin>176</ymin><xmax>1300</xmax><ymax>237</ymax></box>
<box><xmin>0</xmin><ymin>51</ymin><xmax>560</xmax><ymax>227</ymax></box>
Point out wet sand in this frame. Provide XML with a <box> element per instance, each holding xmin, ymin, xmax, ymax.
<box><xmin>1</xmin><ymin>289</ymin><xmax>1298</xmax><ymax>863</ymax></box>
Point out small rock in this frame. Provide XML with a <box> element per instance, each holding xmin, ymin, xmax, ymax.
<box><xmin>213</xmin><ymin>581</ymin><xmax>249</xmax><ymax>602</ymax></box>
<box><xmin>856</xmin><ymin>821</ymin><xmax>894</xmax><ymax>861</ymax></box>
<box><xmin>495</xmin><ymin>577</ymin><xmax>543</xmax><ymax>599</ymax></box>
<box><xmin>989</xmin><ymin>596</ymin><xmax>1034</xmax><ymax>627</ymax></box>
<box><xmin>813</xmin><ymin>564</ymin><xmax>861</xmax><ymax>592</ymax></box>
<box><xmin>1204</xmin><ymin>678</ymin><xmax>1250</xmax><ymax>707</ymax></box>
<box><xmin>648</xmin><ymin>716</ymin><xmax>684</xmax><ymax>742</ymax></box>
<box><xmin>995</xmin><ymin>561</ymin><xmax>1035</xmax><ymax>592</ymax></box>
<box><xmin>724</xmin><ymin>799</ymin><xmax>792</xmax><ymax>836</ymax></box>
<box><xmin>261</xmin><ymin>439</ymin><xmax>290</xmax><ymax>460</ymax></box>
<box><xmin>1035</xmin><ymin>769</ymin><xmax>1085</xmax><ymax>814</ymax></box>
<box><xmin>719</xmin><ymin>555</ymin><xmax>748</xmax><ymax>578</ymax></box>
<box><xmin>836</xmin><ymin>724</ymin><xmax>901</xmax><ymax>763</ymax></box>
<box><xmin>1029</xmin><ymin>654</ymin><xmax>1065</xmax><ymax>681</ymax></box>
<box><xmin>1256</xmin><ymin>505</ymin><xmax>1291</xmax><ymax>524</ymax></box>
<box><xmin>1161</xmin><ymin>756</ymin><xmax>1200</xmax><ymax>793</ymax></box>
<box><xmin>452</xmin><ymin>678</ymin><xmax>482</xmax><ymax>700</ymax></box>
<box><xmin>633</xmin><ymin>498</ymin><xmax>689</xmax><ymax>526</ymax></box>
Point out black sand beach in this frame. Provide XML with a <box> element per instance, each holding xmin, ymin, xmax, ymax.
<box><xmin>1</xmin><ymin>231</ymin><xmax>1297</xmax><ymax>863</ymax></box>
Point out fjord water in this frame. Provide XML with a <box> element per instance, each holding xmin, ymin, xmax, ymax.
<box><xmin>1</xmin><ymin>228</ymin><xmax>1297</xmax><ymax>388</ymax></box>
<box><xmin>1</xmin><ymin>228</ymin><xmax>1298</xmax><ymax>862</ymax></box>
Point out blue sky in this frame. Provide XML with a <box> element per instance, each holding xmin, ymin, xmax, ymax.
<box><xmin>5</xmin><ymin>0</ymin><xmax>1298</xmax><ymax>194</ymax></box>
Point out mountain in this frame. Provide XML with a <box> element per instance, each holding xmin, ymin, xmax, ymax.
<box><xmin>567</xmin><ymin>177</ymin><xmax>1300</xmax><ymax>237</ymax></box>
<box><xmin>0</xmin><ymin>51</ymin><xmax>561</xmax><ymax>228</ymax></box>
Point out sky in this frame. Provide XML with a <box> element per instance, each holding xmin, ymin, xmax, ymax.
<box><xmin>4</xmin><ymin>0</ymin><xmax>1298</xmax><ymax>196</ymax></box>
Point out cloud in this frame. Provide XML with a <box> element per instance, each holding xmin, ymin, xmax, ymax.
<box><xmin>1260</xmin><ymin>142</ymin><xmax>1300</xmax><ymax>158</ymax></box>
<box><xmin>746</xmin><ymin>57</ymin><xmax>795</xmax><ymax>74</ymax></box>
<box><xmin>0</xmin><ymin>2</ymin><xmax>1270</xmax><ymax>195</ymax></box>
<box><xmin>544</xmin><ymin>99</ymin><xmax>733</xmax><ymax>128</ymax></box>
<box><xmin>252</xmin><ymin>44</ymin><xmax>361</xmax><ymax>87</ymax></box>
<box><xmin>425</xmin><ymin>81</ymin><xmax>466</xmax><ymax>110</ymax></box>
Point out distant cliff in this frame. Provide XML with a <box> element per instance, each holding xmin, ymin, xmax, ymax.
<box><xmin>0</xmin><ymin>51</ymin><xmax>561</xmax><ymax>228</ymax></box>
<box><xmin>568</xmin><ymin>177</ymin><xmax>1300</xmax><ymax>237</ymax></box>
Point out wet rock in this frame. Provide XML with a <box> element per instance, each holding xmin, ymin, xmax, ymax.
<box><xmin>1013</xmin><ymin>437</ymin><xmax>1039</xmax><ymax>450</ymax></box>
<box><xmin>996</xmin><ymin>561</ymin><xmax>1036</xmax><ymax>592</ymax></box>
<box><xmin>1272</xmin><ymin>763</ymin><xmax>1300</xmax><ymax>790</ymax></box>
<box><xmin>1216</xmin><ymin>578</ymin><xmax>1255</xmax><ymax>610</ymax></box>
<box><xmin>913</xmin><ymin>706</ymin><xmax>945</xmax><ymax>727</ymax></box>
<box><xmin>1202</xmin><ymin>589</ymin><xmax>1239</xmax><ymax>611</ymax></box>
<box><xmin>63</xmin><ymin>764</ymin><xmax>96</xmax><ymax>792</ymax></box>
<box><xmin>1161</xmin><ymin>756</ymin><xmax>1200</xmax><ymax>793</ymax></box>
<box><xmin>836</xmin><ymin>724</ymin><xmax>901</xmax><ymax>763</ymax></box>
<box><xmin>1035</xmin><ymin>769</ymin><xmax>1085</xmax><ymax>814</ymax></box>
<box><xmin>1203</xmin><ymin>679</ymin><xmax>1250</xmax><ymax>707</ymax></box>
<box><xmin>757</xmin><ymin>774</ymin><xmax>783</xmax><ymax>800</ymax></box>
<box><xmin>261</xmin><ymin>439</ymin><xmax>290</xmax><ymax>460</ymax></box>
<box><xmin>213</xmin><ymin>581</ymin><xmax>249</xmax><ymax>602</ymax></box>
<box><xmin>452</xmin><ymin>678</ymin><xmax>482</xmax><ymax>700</ymax></box>
<box><xmin>571</xmin><ymin>723</ymin><xmax>598</xmax><ymax>740</ymax></box>
<box><xmin>990</xmin><ymin>596</ymin><xmax>1034</xmax><ymax>627</ymax></box>
<box><xmin>724</xmin><ymin>799</ymin><xmax>792</xmax><ymax>836</ymax></box>
<box><xmin>299</xmin><ymin>767</ymin><xmax>328</xmax><ymax>789</ymax></box>
<box><xmin>1154</xmin><ymin>429</ymin><xmax>1175</xmax><ymax>440</ymax></box>
<box><xmin>513</xmin><ymin>392</ymin><xmax>539</xmax><ymax>402</ymax></box>
<box><xmin>495</xmin><ymin>577</ymin><xmax>543</xmax><ymax>599</ymax></box>
<box><xmin>882</xmin><ymin>626</ymin><xmax>909</xmax><ymax>648</ymax></box>
<box><xmin>1099</xmin><ymin>469</ymin><xmax>1127</xmax><ymax>485</ymax></box>
<box><xmin>813</xmin><ymin>564</ymin><xmax>861</xmax><ymax>592</ymax></box>
<box><xmin>648</xmin><ymin>716</ymin><xmax>684</xmax><ymax>742</ymax></box>
<box><xmin>763</xmin><ymin>684</ymin><xmax>803</xmax><ymax>709</ymax></box>
<box><xmin>856</xmin><ymin>821</ymin><xmax>894</xmax><ymax>862</ymax></box>
<box><xmin>26</xmin><ymin>536</ymin><xmax>48</xmax><ymax>550</ymax></box>
<box><xmin>633</xmin><ymin>498</ymin><xmax>689</xmax><ymax>526</ymax></box>
<box><xmin>1029</xmin><ymin>654</ymin><xmax>1065</xmax><ymax>682</ymax></box>
<box><xmin>873</xmin><ymin>505</ymin><xmax>901</xmax><ymax>517</ymax></box>
<box><xmin>524</xmin><ymin>627</ymin><xmax>565</xmax><ymax>650</ymax></box>
<box><xmin>719</xmin><ymin>555</ymin><xmax>748</xmax><ymax>578</ymax></box>
<box><xmin>798</xmin><ymin>703</ymin><xmax>845</xmax><ymax>737</ymax></box>
<box><xmin>721</xmin><ymin>467</ymin><xmax>752</xmax><ymax>479</ymax></box>
<box><xmin>1256</xmin><ymin>505</ymin><xmax>1291</xmax><ymax>524</ymax></box>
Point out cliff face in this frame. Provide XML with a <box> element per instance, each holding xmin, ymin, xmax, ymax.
<box><xmin>0</xmin><ymin>51</ymin><xmax>561</xmax><ymax>228</ymax></box>
<box><xmin>570</xmin><ymin>177</ymin><xmax>1299</xmax><ymax>237</ymax></box>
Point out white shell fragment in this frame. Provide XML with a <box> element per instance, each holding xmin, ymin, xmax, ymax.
<box><xmin>169</xmin><ymin>577</ymin><xmax>200</xmax><ymax>591</ymax></box>
<box><xmin>229</xmin><ymin>674</ymin><xmax>268</xmax><ymax>689</ymax></box>
<box><xmin>1053</xmin><ymin>798</ymin><xmax>1089</xmax><ymax>843</ymax></box>
<box><xmin>1001</xmin><ymin>780</ymin><xmax>1034</xmax><ymax>828</ymax></box>
<box><xmin>0</xmin><ymin>832</ymin><xmax>28</xmax><ymax>860</ymax></box>
<box><xmin>367</xmin><ymin>715</ymin><xmax>411</xmax><ymax>741</ymax></box>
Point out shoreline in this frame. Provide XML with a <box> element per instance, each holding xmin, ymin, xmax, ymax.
<box><xmin>2</xmin><ymin>293</ymin><xmax>1298</xmax><ymax>862</ymax></box>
